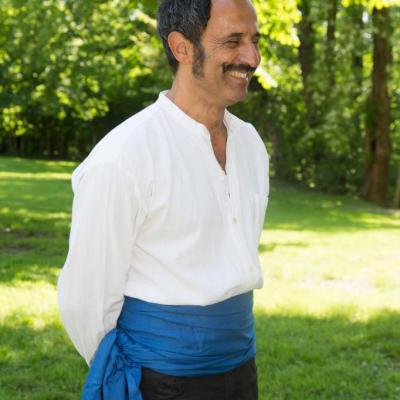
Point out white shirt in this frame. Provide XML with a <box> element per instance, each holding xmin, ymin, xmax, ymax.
<box><xmin>58</xmin><ymin>92</ymin><xmax>269</xmax><ymax>364</ymax></box>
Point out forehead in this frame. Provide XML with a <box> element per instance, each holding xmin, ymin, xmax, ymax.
<box><xmin>205</xmin><ymin>0</ymin><xmax>259</xmax><ymax>37</ymax></box>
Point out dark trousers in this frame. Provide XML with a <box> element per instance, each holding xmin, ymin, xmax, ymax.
<box><xmin>140</xmin><ymin>357</ymin><xmax>258</xmax><ymax>400</ymax></box>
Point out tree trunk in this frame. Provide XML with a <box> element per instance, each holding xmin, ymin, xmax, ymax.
<box><xmin>7</xmin><ymin>134</ymin><xmax>17</xmax><ymax>155</ymax></box>
<box><xmin>298</xmin><ymin>0</ymin><xmax>316</xmax><ymax>125</ymax></box>
<box><xmin>326</xmin><ymin>0</ymin><xmax>338</xmax><ymax>88</ymax></box>
<box><xmin>361</xmin><ymin>7</ymin><xmax>392</xmax><ymax>206</ymax></box>
<box><xmin>350</xmin><ymin>5</ymin><xmax>364</xmax><ymax>94</ymax></box>
<box><xmin>349</xmin><ymin>4</ymin><xmax>364</xmax><ymax>139</ymax></box>
<box><xmin>46</xmin><ymin>123</ymin><xmax>52</xmax><ymax>158</ymax></box>
<box><xmin>394</xmin><ymin>163</ymin><xmax>400</xmax><ymax>208</ymax></box>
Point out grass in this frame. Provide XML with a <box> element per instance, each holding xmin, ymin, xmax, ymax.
<box><xmin>255</xmin><ymin>182</ymin><xmax>400</xmax><ymax>399</ymax></box>
<box><xmin>0</xmin><ymin>156</ymin><xmax>399</xmax><ymax>399</ymax></box>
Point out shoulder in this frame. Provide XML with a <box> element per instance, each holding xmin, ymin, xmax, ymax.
<box><xmin>88</xmin><ymin>101</ymin><xmax>163</xmax><ymax>162</ymax></box>
<box><xmin>71</xmin><ymin>101</ymin><xmax>164</xmax><ymax>193</ymax></box>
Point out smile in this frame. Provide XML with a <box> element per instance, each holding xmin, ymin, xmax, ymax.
<box><xmin>227</xmin><ymin>71</ymin><xmax>250</xmax><ymax>81</ymax></box>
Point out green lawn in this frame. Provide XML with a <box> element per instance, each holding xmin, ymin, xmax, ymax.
<box><xmin>1</xmin><ymin>156</ymin><xmax>399</xmax><ymax>400</ymax></box>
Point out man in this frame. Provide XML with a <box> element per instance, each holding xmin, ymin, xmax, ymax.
<box><xmin>58</xmin><ymin>0</ymin><xmax>269</xmax><ymax>399</ymax></box>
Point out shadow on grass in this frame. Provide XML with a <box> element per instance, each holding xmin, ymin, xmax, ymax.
<box><xmin>0</xmin><ymin>259</ymin><xmax>61</xmax><ymax>286</ymax></box>
<box><xmin>0</xmin><ymin>171</ymin><xmax>72</xmax><ymax>285</ymax></box>
<box><xmin>0</xmin><ymin>231</ymin><xmax>68</xmax><ymax>285</ymax></box>
<box><xmin>0</xmin><ymin>310</ymin><xmax>399</xmax><ymax>399</ymax></box>
<box><xmin>265</xmin><ymin>181</ymin><xmax>400</xmax><ymax>233</ymax></box>
<box><xmin>2</xmin><ymin>157</ymin><xmax>400</xmax><ymax>236</ymax></box>
<box><xmin>254</xmin><ymin>309</ymin><xmax>400</xmax><ymax>400</ymax></box>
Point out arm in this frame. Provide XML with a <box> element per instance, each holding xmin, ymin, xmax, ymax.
<box><xmin>58</xmin><ymin>162</ymin><xmax>141</xmax><ymax>364</ymax></box>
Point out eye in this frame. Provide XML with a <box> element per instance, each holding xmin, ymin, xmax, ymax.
<box><xmin>225</xmin><ymin>40</ymin><xmax>240</xmax><ymax>48</ymax></box>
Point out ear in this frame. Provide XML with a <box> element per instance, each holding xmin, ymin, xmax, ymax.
<box><xmin>167</xmin><ymin>32</ymin><xmax>193</xmax><ymax>66</ymax></box>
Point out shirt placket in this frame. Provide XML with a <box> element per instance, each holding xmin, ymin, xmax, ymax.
<box><xmin>221</xmin><ymin>172</ymin><xmax>236</xmax><ymax>225</ymax></box>
<box><xmin>224</xmin><ymin>139</ymin><xmax>255</xmax><ymax>281</ymax></box>
<box><xmin>200</xmin><ymin>128</ymin><xmax>236</xmax><ymax>223</ymax></box>
<box><xmin>202</xmin><ymin>129</ymin><xmax>253</xmax><ymax>283</ymax></box>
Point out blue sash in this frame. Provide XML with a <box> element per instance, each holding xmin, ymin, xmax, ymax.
<box><xmin>82</xmin><ymin>291</ymin><xmax>255</xmax><ymax>399</ymax></box>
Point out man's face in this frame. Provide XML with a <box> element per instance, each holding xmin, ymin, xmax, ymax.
<box><xmin>189</xmin><ymin>0</ymin><xmax>261</xmax><ymax>107</ymax></box>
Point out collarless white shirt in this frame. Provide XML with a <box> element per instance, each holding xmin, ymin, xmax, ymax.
<box><xmin>58</xmin><ymin>91</ymin><xmax>269</xmax><ymax>364</ymax></box>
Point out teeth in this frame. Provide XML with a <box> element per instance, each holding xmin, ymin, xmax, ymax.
<box><xmin>228</xmin><ymin>71</ymin><xmax>249</xmax><ymax>80</ymax></box>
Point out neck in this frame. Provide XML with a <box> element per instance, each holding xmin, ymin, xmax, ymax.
<box><xmin>166</xmin><ymin>76</ymin><xmax>226</xmax><ymax>133</ymax></box>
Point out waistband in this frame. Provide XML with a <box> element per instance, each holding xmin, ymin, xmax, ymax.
<box><xmin>82</xmin><ymin>292</ymin><xmax>256</xmax><ymax>400</ymax></box>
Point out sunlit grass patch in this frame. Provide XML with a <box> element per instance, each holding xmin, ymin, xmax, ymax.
<box><xmin>0</xmin><ymin>282</ymin><xmax>58</xmax><ymax>324</ymax></box>
<box><xmin>1</xmin><ymin>156</ymin><xmax>400</xmax><ymax>399</ymax></box>
<box><xmin>254</xmin><ymin>310</ymin><xmax>400</xmax><ymax>400</ymax></box>
<box><xmin>0</xmin><ymin>157</ymin><xmax>85</xmax><ymax>399</ymax></box>
<box><xmin>253</xmin><ymin>182</ymin><xmax>400</xmax><ymax>399</ymax></box>
<box><xmin>0</xmin><ymin>157</ymin><xmax>76</xmax><ymax>173</ymax></box>
<box><xmin>0</xmin><ymin>172</ymin><xmax>71</xmax><ymax>180</ymax></box>
<box><xmin>1</xmin><ymin>208</ymin><xmax>70</xmax><ymax>221</ymax></box>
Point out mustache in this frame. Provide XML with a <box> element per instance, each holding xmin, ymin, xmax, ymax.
<box><xmin>222</xmin><ymin>64</ymin><xmax>257</xmax><ymax>74</ymax></box>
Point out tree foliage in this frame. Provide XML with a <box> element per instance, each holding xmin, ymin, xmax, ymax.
<box><xmin>0</xmin><ymin>0</ymin><xmax>399</xmax><ymax>206</ymax></box>
<box><xmin>233</xmin><ymin>0</ymin><xmax>400</xmax><ymax>206</ymax></box>
<box><xmin>0</xmin><ymin>0</ymin><xmax>168</xmax><ymax>156</ymax></box>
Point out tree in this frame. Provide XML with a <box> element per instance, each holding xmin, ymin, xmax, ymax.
<box><xmin>1</xmin><ymin>0</ymin><xmax>400</xmax><ymax>207</ymax></box>
<box><xmin>298</xmin><ymin>0</ymin><xmax>316</xmax><ymax>125</ymax></box>
<box><xmin>326</xmin><ymin>0</ymin><xmax>339</xmax><ymax>88</ymax></box>
<box><xmin>361</xmin><ymin>6</ymin><xmax>392</xmax><ymax>205</ymax></box>
<box><xmin>0</xmin><ymin>0</ymin><xmax>168</xmax><ymax>158</ymax></box>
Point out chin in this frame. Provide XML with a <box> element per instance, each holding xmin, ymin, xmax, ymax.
<box><xmin>225</xmin><ymin>90</ymin><xmax>248</xmax><ymax>107</ymax></box>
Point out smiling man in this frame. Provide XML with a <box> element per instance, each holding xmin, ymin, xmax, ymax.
<box><xmin>58</xmin><ymin>1</ymin><xmax>269</xmax><ymax>399</ymax></box>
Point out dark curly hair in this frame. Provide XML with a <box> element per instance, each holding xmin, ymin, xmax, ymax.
<box><xmin>157</xmin><ymin>0</ymin><xmax>212</xmax><ymax>73</ymax></box>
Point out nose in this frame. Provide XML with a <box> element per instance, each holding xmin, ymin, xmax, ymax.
<box><xmin>241</xmin><ymin>41</ymin><xmax>261</xmax><ymax>69</ymax></box>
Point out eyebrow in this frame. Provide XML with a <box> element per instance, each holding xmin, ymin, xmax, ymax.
<box><xmin>223</xmin><ymin>32</ymin><xmax>261</xmax><ymax>40</ymax></box>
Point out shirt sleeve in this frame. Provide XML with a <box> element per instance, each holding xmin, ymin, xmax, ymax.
<box><xmin>58</xmin><ymin>162</ymin><xmax>141</xmax><ymax>365</ymax></box>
